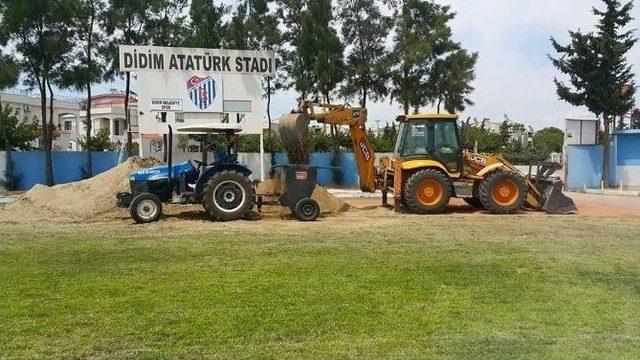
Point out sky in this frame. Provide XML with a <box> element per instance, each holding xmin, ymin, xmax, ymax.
<box><xmin>89</xmin><ymin>0</ymin><xmax>640</xmax><ymax>131</ymax></box>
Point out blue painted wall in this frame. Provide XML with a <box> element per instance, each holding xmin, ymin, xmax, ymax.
<box><xmin>566</xmin><ymin>145</ymin><xmax>603</xmax><ymax>189</ymax></box>
<box><xmin>616</xmin><ymin>132</ymin><xmax>640</xmax><ymax>166</ymax></box>
<box><xmin>10</xmin><ymin>151</ymin><xmax>123</xmax><ymax>190</ymax></box>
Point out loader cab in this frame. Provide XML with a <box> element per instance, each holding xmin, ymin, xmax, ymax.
<box><xmin>394</xmin><ymin>114</ymin><xmax>462</xmax><ymax>173</ymax></box>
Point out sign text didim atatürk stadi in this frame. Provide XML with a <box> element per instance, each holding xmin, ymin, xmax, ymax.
<box><xmin>118</xmin><ymin>45</ymin><xmax>276</xmax><ymax>76</ymax></box>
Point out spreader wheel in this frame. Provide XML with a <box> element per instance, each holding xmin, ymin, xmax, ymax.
<box><xmin>294</xmin><ymin>198</ymin><xmax>320</xmax><ymax>221</ymax></box>
<box><xmin>130</xmin><ymin>192</ymin><xmax>162</xmax><ymax>224</ymax></box>
<box><xmin>478</xmin><ymin>170</ymin><xmax>527</xmax><ymax>214</ymax></box>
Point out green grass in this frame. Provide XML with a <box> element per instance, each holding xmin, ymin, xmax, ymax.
<box><xmin>1</xmin><ymin>214</ymin><xmax>639</xmax><ymax>359</ymax></box>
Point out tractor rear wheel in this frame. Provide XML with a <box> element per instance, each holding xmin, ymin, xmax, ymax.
<box><xmin>202</xmin><ymin>170</ymin><xmax>255</xmax><ymax>221</ymax></box>
<box><xmin>478</xmin><ymin>170</ymin><xmax>526</xmax><ymax>214</ymax></box>
<box><xmin>403</xmin><ymin>169</ymin><xmax>451</xmax><ymax>214</ymax></box>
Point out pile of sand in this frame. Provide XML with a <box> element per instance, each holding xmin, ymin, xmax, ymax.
<box><xmin>256</xmin><ymin>178</ymin><xmax>350</xmax><ymax>214</ymax></box>
<box><xmin>3</xmin><ymin>157</ymin><xmax>160</xmax><ymax>223</ymax></box>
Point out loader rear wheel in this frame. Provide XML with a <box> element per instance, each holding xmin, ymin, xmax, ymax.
<box><xmin>404</xmin><ymin>169</ymin><xmax>451</xmax><ymax>214</ymax></box>
<box><xmin>478</xmin><ymin>170</ymin><xmax>526</xmax><ymax>214</ymax></box>
<box><xmin>202</xmin><ymin>170</ymin><xmax>255</xmax><ymax>221</ymax></box>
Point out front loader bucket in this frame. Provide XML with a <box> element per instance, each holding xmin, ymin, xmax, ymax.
<box><xmin>538</xmin><ymin>178</ymin><xmax>577</xmax><ymax>214</ymax></box>
<box><xmin>278</xmin><ymin>112</ymin><xmax>311</xmax><ymax>164</ymax></box>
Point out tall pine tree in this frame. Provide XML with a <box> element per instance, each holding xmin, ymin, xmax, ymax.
<box><xmin>429</xmin><ymin>48</ymin><xmax>478</xmax><ymax>113</ymax></box>
<box><xmin>389</xmin><ymin>0</ymin><xmax>457</xmax><ymax>114</ymax></box>
<box><xmin>0</xmin><ymin>0</ymin><xmax>75</xmax><ymax>186</ymax></box>
<box><xmin>59</xmin><ymin>0</ymin><xmax>105</xmax><ymax>177</ymax></box>
<box><xmin>187</xmin><ymin>0</ymin><xmax>228</xmax><ymax>48</ymax></box>
<box><xmin>339</xmin><ymin>0</ymin><xmax>392</xmax><ymax>107</ymax></box>
<box><xmin>550</xmin><ymin>0</ymin><xmax>636</xmax><ymax>186</ymax></box>
<box><xmin>102</xmin><ymin>0</ymin><xmax>154</xmax><ymax>155</ymax></box>
<box><xmin>225</xmin><ymin>1</ymin><xmax>281</xmax><ymax>129</ymax></box>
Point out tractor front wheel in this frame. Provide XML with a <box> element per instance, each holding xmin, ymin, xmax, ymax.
<box><xmin>478</xmin><ymin>170</ymin><xmax>526</xmax><ymax>214</ymax></box>
<box><xmin>403</xmin><ymin>169</ymin><xmax>452</xmax><ymax>214</ymax></box>
<box><xmin>130</xmin><ymin>193</ymin><xmax>162</xmax><ymax>224</ymax></box>
<box><xmin>202</xmin><ymin>170</ymin><xmax>255</xmax><ymax>221</ymax></box>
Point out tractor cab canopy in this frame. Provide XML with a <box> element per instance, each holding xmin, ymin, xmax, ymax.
<box><xmin>176</xmin><ymin>123</ymin><xmax>243</xmax><ymax>134</ymax></box>
<box><xmin>176</xmin><ymin>123</ymin><xmax>243</xmax><ymax>165</ymax></box>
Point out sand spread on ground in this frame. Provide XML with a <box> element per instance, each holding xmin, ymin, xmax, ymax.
<box><xmin>256</xmin><ymin>178</ymin><xmax>350</xmax><ymax>214</ymax></box>
<box><xmin>3</xmin><ymin>157</ymin><xmax>160</xmax><ymax>223</ymax></box>
<box><xmin>3</xmin><ymin>159</ymin><xmax>348</xmax><ymax>224</ymax></box>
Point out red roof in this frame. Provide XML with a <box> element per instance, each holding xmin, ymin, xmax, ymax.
<box><xmin>85</xmin><ymin>93</ymin><xmax>138</xmax><ymax>106</ymax></box>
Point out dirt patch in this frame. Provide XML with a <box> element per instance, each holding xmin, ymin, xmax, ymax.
<box><xmin>2</xmin><ymin>157</ymin><xmax>160</xmax><ymax>223</ymax></box>
<box><xmin>255</xmin><ymin>178</ymin><xmax>283</xmax><ymax>196</ymax></box>
<box><xmin>256</xmin><ymin>178</ymin><xmax>350</xmax><ymax>214</ymax></box>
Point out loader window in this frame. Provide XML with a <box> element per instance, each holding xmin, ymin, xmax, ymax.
<box><xmin>433</xmin><ymin>120</ymin><xmax>461</xmax><ymax>171</ymax></box>
<box><xmin>397</xmin><ymin>120</ymin><xmax>432</xmax><ymax>157</ymax></box>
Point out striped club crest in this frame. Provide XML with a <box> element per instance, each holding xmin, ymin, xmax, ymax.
<box><xmin>187</xmin><ymin>75</ymin><xmax>216</xmax><ymax>110</ymax></box>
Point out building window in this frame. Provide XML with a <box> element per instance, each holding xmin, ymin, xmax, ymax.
<box><xmin>175</xmin><ymin>112</ymin><xmax>184</xmax><ymax>123</ymax></box>
<box><xmin>114</xmin><ymin>119</ymin><xmax>120</xmax><ymax>135</ymax></box>
<box><xmin>64</xmin><ymin>121</ymin><xmax>72</xmax><ymax>131</ymax></box>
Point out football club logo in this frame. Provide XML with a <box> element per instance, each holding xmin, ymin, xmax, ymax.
<box><xmin>187</xmin><ymin>75</ymin><xmax>216</xmax><ymax>110</ymax></box>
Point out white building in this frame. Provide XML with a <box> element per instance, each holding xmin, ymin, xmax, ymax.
<box><xmin>77</xmin><ymin>92</ymin><xmax>139</xmax><ymax>145</ymax></box>
<box><xmin>0</xmin><ymin>90</ymin><xmax>82</xmax><ymax>150</ymax></box>
<box><xmin>1</xmin><ymin>90</ymin><xmax>139</xmax><ymax>150</ymax></box>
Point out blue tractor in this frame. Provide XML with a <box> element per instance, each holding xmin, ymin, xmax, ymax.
<box><xmin>116</xmin><ymin>124</ymin><xmax>255</xmax><ymax>223</ymax></box>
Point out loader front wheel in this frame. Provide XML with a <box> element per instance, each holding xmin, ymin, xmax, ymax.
<box><xmin>202</xmin><ymin>170</ymin><xmax>255</xmax><ymax>221</ymax></box>
<box><xmin>478</xmin><ymin>170</ymin><xmax>526</xmax><ymax>214</ymax></box>
<box><xmin>404</xmin><ymin>169</ymin><xmax>451</xmax><ymax>214</ymax></box>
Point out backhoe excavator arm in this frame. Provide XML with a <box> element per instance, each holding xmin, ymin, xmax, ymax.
<box><xmin>278</xmin><ymin>101</ymin><xmax>378</xmax><ymax>192</ymax></box>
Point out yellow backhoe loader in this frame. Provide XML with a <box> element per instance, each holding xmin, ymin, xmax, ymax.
<box><xmin>278</xmin><ymin>101</ymin><xmax>577</xmax><ymax>214</ymax></box>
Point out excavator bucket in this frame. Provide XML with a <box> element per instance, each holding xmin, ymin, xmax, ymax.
<box><xmin>525</xmin><ymin>163</ymin><xmax>577</xmax><ymax>214</ymax></box>
<box><xmin>278</xmin><ymin>112</ymin><xmax>311</xmax><ymax>164</ymax></box>
<box><xmin>535</xmin><ymin>178</ymin><xmax>578</xmax><ymax>214</ymax></box>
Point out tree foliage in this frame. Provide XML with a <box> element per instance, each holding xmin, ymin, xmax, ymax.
<box><xmin>0</xmin><ymin>105</ymin><xmax>39</xmax><ymax>150</ymax></box>
<box><xmin>224</xmin><ymin>0</ymin><xmax>281</xmax><ymax>127</ymax></box>
<box><xmin>429</xmin><ymin>48</ymin><xmax>478</xmax><ymax>113</ymax></box>
<box><xmin>339</xmin><ymin>0</ymin><xmax>392</xmax><ymax>107</ymax></box>
<box><xmin>550</xmin><ymin>0</ymin><xmax>636</xmax><ymax>185</ymax></box>
<box><xmin>389</xmin><ymin>0</ymin><xmax>474</xmax><ymax>115</ymax></box>
<box><xmin>277</xmin><ymin>0</ymin><xmax>344</xmax><ymax>102</ymax></box>
<box><xmin>532</xmin><ymin>127</ymin><xmax>564</xmax><ymax>154</ymax></box>
<box><xmin>78</xmin><ymin>128</ymin><xmax>116</xmax><ymax>151</ymax></box>
<box><xmin>187</xmin><ymin>0</ymin><xmax>228</xmax><ymax>48</ymax></box>
<box><xmin>0</xmin><ymin>0</ymin><xmax>75</xmax><ymax>186</ymax></box>
<box><xmin>0</xmin><ymin>53</ymin><xmax>19</xmax><ymax>90</ymax></box>
<box><xmin>58</xmin><ymin>0</ymin><xmax>105</xmax><ymax>177</ymax></box>
<box><xmin>147</xmin><ymin>0</ymin><xmax>188</xmax><ymax>47</ymax></box>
